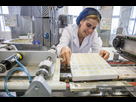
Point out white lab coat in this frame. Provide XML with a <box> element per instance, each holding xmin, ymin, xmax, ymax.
<box><xmin>57</xmin><ymin>24</ymin><xmax>102</xmax><ymax>57</ymax></box>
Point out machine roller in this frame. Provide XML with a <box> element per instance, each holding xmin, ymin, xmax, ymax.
<box><xmin>0</xmin><ymin>53</ymin><xmax>23</xmax><ymax>73</ymax></box>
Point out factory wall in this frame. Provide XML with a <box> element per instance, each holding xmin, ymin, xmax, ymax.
<box><xmin>61</xmin><ymin>6</ymin><xmax>98</xmax><ymax>15</ymax></box>
<box><xmin>97</xmin><ymin>6</ymin><xmax>113</xmax><ymax>47</ymax></box>
<box><xmin>0</xmin><ymin>24</ymin><xmax>11</xmax><ymax>40</ymax></box>
<box><xmin>0</xmin><ymin>6</ymin><xmax>21</xmax><ymax>40</ymax></box>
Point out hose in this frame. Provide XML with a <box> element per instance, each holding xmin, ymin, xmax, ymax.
<box><xmin>4</xmin><ymin>56</ymin><xmax>32</xmax><ymax>97</ymax></box>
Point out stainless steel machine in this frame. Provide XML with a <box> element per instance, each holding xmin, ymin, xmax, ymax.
<box><xmin>2</xmin><ymin>6</ymin><xmax>63</xmax><ymax>51</ymax></box>
<box><xmin>0</xmin><ymin>46</ymin><xmax>63</xmax><ymax>97</ymax></box>
<box><xmin>0</xmin><ymin>43</ymin><xmax>136</xmax><ymax>97</ymax></box>
<box><xmin>1</xmin><ymin>6</ymin><xmax>136</xmax><ymax>97</ymax></box>
<box><xmin>113</xmin><ymin>34</ymin><xmax>136</xmax><ymax>63</ymax></box>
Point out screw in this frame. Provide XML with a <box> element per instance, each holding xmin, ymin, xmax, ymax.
<box><xmin>35</xmin><ymin>85</ymin><xmax>39</xmax><ymax>90</ymax></box>
<box><xmin>75</xmin><ymin>84</ymin><xmax>79</xmax><ymax>87</ymax></box>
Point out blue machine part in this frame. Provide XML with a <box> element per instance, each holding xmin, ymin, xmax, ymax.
<box><xmin>44</xmin><ymin>32</ymin><xmax>49</xmax><ymax>39</ymax></box>
<box><xmin>33</xmin><ymin>40</ymin><xmax>40</xmax><ymax>45</ymax></box>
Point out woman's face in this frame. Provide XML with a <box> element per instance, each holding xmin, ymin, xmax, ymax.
<box><xmin>79</xmin><ymin>18</ymin><xmax>99</xmax><ymax>38</ymax></box>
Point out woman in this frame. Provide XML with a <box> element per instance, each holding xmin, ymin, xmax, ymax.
<box><xmin>57</xmin><ymin>7</ymin><xmax>110</xmax><ymax>66</ymax></box>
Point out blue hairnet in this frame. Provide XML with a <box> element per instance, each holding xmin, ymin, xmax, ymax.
<box><xmin>76</xmin><ymin>7</ymin><xmax>102</xmax><ymax>25</ymax></box>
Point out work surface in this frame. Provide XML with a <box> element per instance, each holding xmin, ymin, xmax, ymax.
<box><xmin>102</xmin><ymin>47</ymin><xmax>126</xmax><ymax>61</ymax></box>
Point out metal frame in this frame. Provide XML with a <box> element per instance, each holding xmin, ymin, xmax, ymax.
<box><xmin>0</xmin><ymin>50</ymin><xmax>136</xmax><ymax>97</ymax></box>
<box><xmin>0</xmin><ymin>50</ymin><xmax>56</xmax><ymax>64</ymax></box>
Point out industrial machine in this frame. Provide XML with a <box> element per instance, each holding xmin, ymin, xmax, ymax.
<box><xmin>1</xmin><ymin>6</ymin><xmax>63</xmax><ymax>51</ymax></box>
<box><xmin>113</xmin><ymin>34</ymin><xmax>136</xmax><ymax>63</ymax></box>
<box><xmin>0</xmin><ymin>43</ymin><xmax>136</xmax><ymax>97</ymax></box>
<box><xmin>0</xmin><ymin>46</ymin><xmax>61</xmax><ymax>97</ymax></box>
<box><xmin>1</xmin><ymin>6</ymin><xmax>136</xmax><ymax>97</ymax></box>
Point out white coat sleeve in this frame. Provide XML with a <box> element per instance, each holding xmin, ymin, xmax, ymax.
<box><xmin>91</xmin><ymin>32</ymin><xmax>103</xmax><ymax>54</ymax></box>
<box><xmin>56</xmin><ymin>28</ymin><xmax>71</xmax><ymax>57</ymax></box>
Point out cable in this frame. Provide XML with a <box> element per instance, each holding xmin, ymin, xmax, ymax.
<box><xmin>4</xmin><ymin>57</ymin><xmax>32</xmax><ymax>97</ymax></box>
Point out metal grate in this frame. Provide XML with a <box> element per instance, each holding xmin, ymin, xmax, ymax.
<box><xmin>36</xmin><ymin>6</ymin><xmax>49</xmax><ymax>17</ymax></box>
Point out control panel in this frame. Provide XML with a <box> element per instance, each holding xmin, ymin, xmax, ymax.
<box><xmin>100</xmin><ymin>17</ymin><xmax>111</xmax><ymax>30</ymax></box>
<box><xmin>3</xmin><ymin>14</ymin><xmax>17</xmax><ymax>27</ymax></box>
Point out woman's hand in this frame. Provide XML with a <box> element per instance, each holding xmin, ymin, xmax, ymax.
<box><xmin>60</xmin><ymin>46</ymin><xmax>72</xmax><ymax>66</ymax></box>
<box><xmin>100</xmin><ymin>50</ymin><xmax>110</xmax><ymax>60</ymax></box>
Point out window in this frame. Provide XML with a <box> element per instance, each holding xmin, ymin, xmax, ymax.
<box><xmin>0</xmin><ymin>6</ymin><xmax>10</xmax><ymax>31</ymax></box>
<box><xmin>128</xmin><ymin>6</ymin><xmax>136</xmax><ymax>35</ymax></box>
<box><xmin>128</xmin><ymin>20</ymin><xmax>135</xmax><ymax>35</ymax></box>
<box><xmin>131</xmin><ymin>6</ymin><xmax>136</xmax><ymax>19</ymax></box>
<box><xmin>112</xmin><ymin>6</ymin><xmax>121</xmax><ymax>16</ymax></box>
<box><xmin>111</xmin><ymin>6</ymin><xmax>121</xmax><ymax>34</ymax></box>
<box><xmin>111</xmin><ymin>18</ymin><xmax>120</xmax><ymax>34</ymax></box>
<box><xmin>2</xmin><ymin>6</ymin><xmax>9</xmax><ymax>14</ymax></box>
<box><xmin>68</xmin><ymin>6</ymin><xmax>83</xmax><ymax>24</ymax></box>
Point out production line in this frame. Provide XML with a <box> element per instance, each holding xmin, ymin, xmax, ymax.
<box><xmin>0</xmin><ymin>37</ymin><xmax>136</xmax><ymax>97</ymax></box>
<box><xmin>1</xmin><ymin>6</ymin><xmax>136</xmax><ymax>97</ymax></box>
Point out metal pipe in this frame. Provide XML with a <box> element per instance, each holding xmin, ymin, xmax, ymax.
<box><xmin>0</xmin><ymin>80</ymin><xmax>66</xmax><ymax>92</ymax></box>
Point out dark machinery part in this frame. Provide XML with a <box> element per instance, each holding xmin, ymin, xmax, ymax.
<box><xmin>113</xmin><ymin>34</ymin><xmax>136</xmax><ymax>63</ymax></box>
<box><xmin>0</xmin><ymin>64</ymin><xmax>6</xmax><ymax>73</ymax></box>
<box><xmin>57</xmin><ymin>6</ymin><xmax>63</xmax><ymax>8</ymax></box>
<box><xmin>0</xmin><ymin>53</ymin><xmax>23</xmax><ymax>73</ymax></box>
<box><xmin>120</xmin><ymin>51</ymin><xmax>136</xmax><ymax>63</ymax></box>
<box><xmin>36</xmin><ymin>69</ymin><xmax>49</xmax><ymax>80</ymax></box>
<box><xmin>36</xmin><ymin>56</ymin><xmax>53</xmax><ymax>80</ymax></box>
<box><xmin>6</xmin><ymin>46</ymin><xmax>13</xmax><ymax>50</ymax></box>
<box><xmin>112</xmin><ymin>36</ymin><xmax>124</xmax><ymax>50</ymax></box>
